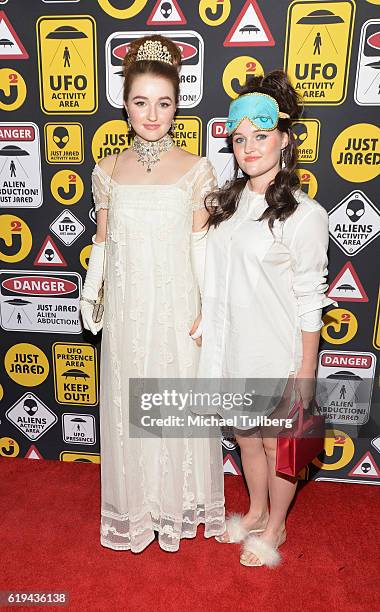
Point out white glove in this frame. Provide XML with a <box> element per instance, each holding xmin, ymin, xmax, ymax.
<box><xmin>80</xmin><ymin>234</ymin><xmax>105</xmax><ymax>335</ymax></box>
<box><xmin>190</xmin><ymin>230</ymin><xmax>207</xmax><ymax>340</ymax></box>
<box><xmin>191</xmin><ymin>230</ymin><xmax>207</xmax><ymax>300</ymax></box>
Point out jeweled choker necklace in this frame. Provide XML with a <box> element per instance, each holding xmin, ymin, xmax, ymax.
<box><xmin>132</xmin><ymin>133</ymin><xmax>174</xmax><ymax>173</ymax></box>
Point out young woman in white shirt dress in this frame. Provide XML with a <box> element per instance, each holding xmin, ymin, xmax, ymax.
<box><xmin>79</xmin><ymin>35</ymin><xmax>225</xmax><ymax>553</ymax></box>
<box><xmin>194</xmin><ymin>71</ymin><xmax>336</xmax><ymax>567</ymax></box>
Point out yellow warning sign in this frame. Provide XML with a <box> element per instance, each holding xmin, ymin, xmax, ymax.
<box><xmin>291</xmin><ymin>119</ymin><xmax>320</xmax><ymax>163</ymax></box>
<box><xmin>199</xmin><ymin>0</ymin><xmax>231</xmax><ymax>26</ymax></box>
<box><xmin>0</xmin><ymin>437</ymin><xmax>20</xmax><ymax>458</ymax></box>
<box><xmin>45</xmin><ymin>122</ymin><xmax>84</xmax><ymax>164</ymax></box>
<box><xmin>321</xmin><ymin>308</ymin><xmax>358</xmax><ymax>345</ymax></box>
<box><xmin>50</xmin><ymin>170</ymin><xmax>84</xmax><ymax>205</ymax></box>
<box><xmin>331</xmin><ymin>123</ymin><xmax>380</xmax><ymax>183</ymax></box>
<box><xmin>0</xmin><ymin>214</ymin><xmax>32</xmax><ymax>263</ymax></box>
<box><xmin>173</xmin><ymin>116</ymin><xmax>202</xmax><ymax>155</ymax></box>
<box><xmin>312</xmin><ymin>429</ymin><xmax>354</xmax><ymax>470</ymax></box>
<box><xmin>60</xmin><ymin>451</ymin><xmax>100</xmax><ymax>463</ymax></box>
<box><xmin>284</xmin><ymin>1</ymin><xmax>355</xmax><ymax>105</ymax></box>
<box><xmin>222</xmin><ymin>55</ymin><xmax>264</xmax><ymax>99</ymax></box>
<box><xmin>52</xmin><ymin>342</ymin><xmax>98</xmax><ymax>405</ymax></box>
<box><xmin>0</xmin><ymin>68</ymin><xmax>27</xmax><ymax>111</ymax></box>
<box><xmin>5</xmin><ymin>343</ymin><xmax>49</xmax><ymax>387</ymax></box>
<box><xmin>36</xmin><ymin>15</ymin><xmax>97</xmax><ymax>114</ymax></box>
<box><xmin>91</xmin><ymin>119</ymin><xmax>132</xmax><ymax>163</ymax></box>
<box><xmin>296</xmin><ymin>168</ymin><xmax>318</xmax><ymax>199</ymax></box>
<box><xmin>97</xmin><ymin>0</ymin><xmax>148</xmax><ymax>19</ymax></box>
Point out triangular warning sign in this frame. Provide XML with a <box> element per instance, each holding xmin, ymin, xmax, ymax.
<box><xmin>223</xmin><ymin>453</ymin><xmax>242</xmax><ymax>476</ymax></box>
<box><xmin>348</xmin><ymin>451</ymin><xmax>380</xmax><ymax>479</ymax></box>
<box><xmin>34</xmin><ymin>235</ymin><xmax>67</xmax><ymax>267</ymax></box>
<box><xmin>224</xmin><ymin>0</ymin><xmax>274</xmax><ymax>47</ymax></box>
<box><xmin>327</xmin><ymin>262</ymin><xmax>368</xmax><ymax>303</ymax></box>
<box><xmin>147</xmin><ymin>0</ymin><xmax>186</xmax><ymax>26</ymax></box>
<box><xmin>0</xmin><ymin>11</ymin><xmax>29</xmax><ymax>59</ymax></box>
<box><xmin>25</xmin><ymin>445</ymin><xmax>43</xmax><ymax>460</ymax></box>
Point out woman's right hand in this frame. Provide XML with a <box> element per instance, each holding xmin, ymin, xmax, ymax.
<box><xmin>189</xmin><ymin>314</ymin><xmax>203</xmax><ymax>347</ymax></box>
<box><xmin>79</xmin><ymin>300</ymin><xmax>103</xmax><ymax>335</ymax></box>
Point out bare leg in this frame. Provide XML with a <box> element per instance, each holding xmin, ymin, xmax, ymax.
<box><xmin>237</xmin><ymin>432</ymin><xmax>270</xmax><ymax>528</ymax></box>
<box><xmin>217</xmin><ymin>432</ymin><xmax>269</xmax><ymax>542</ymax></box>
<box><xmin>240</xmin><ymin>379</ymin><xmax>297</xmax><ymax>564</ymax></box>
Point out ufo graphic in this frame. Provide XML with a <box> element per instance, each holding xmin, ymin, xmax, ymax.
<box><xmin>336</xmin><ymin>283</ymin><xmax>355</xmax><ymax>292</ymax></box>
<box><xmin>46</xmin><ymin>26</ymin><xmax>88</xmax><ymax>40</ymax></box>
<box><xmin>45</xmin><ymin>26</ymin><xmax>87</xmax><ymax>69</ymax></box>
<box><xmin>296</xmin><ymin>9</ymin><xmax>344</xmax><ymax>25</ymax></box>
<box><xmin>324</xmin><ymin>370</ymin><xmax>361</xmax><ymax>404</ymax></box>
<box><xmin>361</xmin><ymin>59</ymin><xmax>380</xmax><ymax>96</ymax></box>
<box><xmin>4</xmin><ymin>298</ymin><xmax>33</xmax><ymax>324</ymax></box>
<box><xmin>0</xmin><ymin>145</ymin><xmax>30</xmax><ymax>179</ymax></box>
<box><xmin>0</xmin><ymin>145</ymin><xmax>29</xmax><ymax>156</ymax></box>
<box><xmin>326</xmin><ymin>370</ymin><xmax>362</xmax><ymax>382</ymax></box>
<box><xmin>239</xmin><ymin>25</ymin><xmax>260</xmax><ymax>34</ymax></box>
<box><xmin>296</xmin><ymin>9</ymin><xmax>344</xmax><ymax>55</ymax></box>
<box><xmin>62</xmin><ymin>368</ymin><xmax>90</xmax><ymax>380</ymax></box>
<box><xmin>0</xmin><ymin>38</ymin><xmax>13</xmax><ymax>48</ymax></box>
<box><xmin>4</xmin><ymin>298</ymin><xmax>32</xmax><ymax>306</ymax></box>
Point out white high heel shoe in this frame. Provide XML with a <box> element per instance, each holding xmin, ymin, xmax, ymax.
<box><xmin>215</xmin><ymin>513</ymin><xmax>267</xmax><ymax>544</ymax></box>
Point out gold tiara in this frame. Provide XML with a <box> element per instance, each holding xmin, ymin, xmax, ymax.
<box><xmin>135</xmin><ymin>40</ymin><xmax>173</xmax><ymax>65</ymax></box>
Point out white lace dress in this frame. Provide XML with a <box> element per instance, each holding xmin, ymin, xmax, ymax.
<box><xmin>92</xmin><ymin>157</ymin><xmax>225</xmax><ymax>553</ymax></box>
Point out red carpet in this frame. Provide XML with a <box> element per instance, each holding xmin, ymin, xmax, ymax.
<box><xmin>1</xmin><ymin>458</ymin><xmax>379</xmax><ymax>612</ymax></box>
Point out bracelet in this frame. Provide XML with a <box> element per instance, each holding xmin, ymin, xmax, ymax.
<box><xmin>80</xmin><ymin>296</ymin><xmax>96</xmax><ymax>305</ymax></box>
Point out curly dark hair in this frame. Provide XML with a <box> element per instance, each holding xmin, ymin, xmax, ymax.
<box><xmin>206</xmin><ymin>70</ymin><xmax>303</xmax><ymax>231</ymax></box>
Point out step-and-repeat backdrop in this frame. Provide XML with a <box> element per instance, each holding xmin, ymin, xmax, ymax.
<box><xmin>0</xmin><ymin>0</ymin><xmax>379</xmax><ymax>485</ymax></box>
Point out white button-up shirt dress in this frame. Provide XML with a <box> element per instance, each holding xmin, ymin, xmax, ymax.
<box><xmin>198</xmin><ymin>183</ymin><xmax>337</xmax><ymax>417</ymax></box>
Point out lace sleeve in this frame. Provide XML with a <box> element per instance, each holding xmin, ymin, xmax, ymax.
<box><xmin>191</xmin><ymin>158</ymin><xmax>218</xmax><ymax>211</ymax></box>
<box><xmin>91</xmin><ymin>164</ymin><xmax>112</xmax><ymax>212</ymax></box>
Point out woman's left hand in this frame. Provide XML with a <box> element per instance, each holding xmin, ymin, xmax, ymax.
<box><xmin>295</xmin><ymin>366</ymin><xmax>316</xmax><ymax>409</ymax></box>
<box><xmin>189</xmin><ymin>314</ymin><xmax>202</xmax><ymax>347</ymax></box>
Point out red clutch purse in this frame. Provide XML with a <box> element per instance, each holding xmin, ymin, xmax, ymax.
<box><xmin>275</xmin><ymin>399</ymin><xmax>325</xmax><ymax>477</ymax></box>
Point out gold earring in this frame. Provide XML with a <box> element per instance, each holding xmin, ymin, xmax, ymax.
<box><xmin>171</xmin><ymin>119</ymin><xmax>176</xmax><ymax>131</ymax></box>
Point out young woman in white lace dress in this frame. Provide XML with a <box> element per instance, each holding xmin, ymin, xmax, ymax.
<box><xmin>79</xmin><ymin>35</ymin><xmax>225</xmax><ymax>553</ymax></box>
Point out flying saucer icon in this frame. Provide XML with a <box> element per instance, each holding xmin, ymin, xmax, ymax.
<box><xmin>46</xmin><ymin>26</ymin><xmax>88</xmax><ymax>40</ymax></box>
<box><xmin>296</xmin><ymin>9</ymin><xmax>344</xmax><ymax>55</ymax></box>
<box><xmin>62</xmin><ymin>368</ymin><xmax>90</xmax><ymax>380</ymax></box>
<box><xmin>0</xmin><ymin>145</ymin><xmax>30</xmax><ymax>179</ymax></box>
<box><xmin>0</xmin><ymin>145</ymin><xmax>29</xmax><ymax>156</ymax></box>
<box><xmin>239</xmin><ymin>24</ymin><xmax>260</xmax><ymax>35</ymax></box>
<box><xmin>335</xmin><ymin>283</ymin><xmax>355</xmax><ymax>293</ymax></box>
<box><xmin>297</xmin><ymin>9</ymin><xmax>344</xmax><ymax>25</ymax></box>
<box><xmin>45</xmin><ymin>25</ymin><xmax>87</xmax><ymax>68</ymax></box>
<box><xmin>3</xmin><ymin>297</ymin><xmax>33</xmax><ymax>324</ymax></box>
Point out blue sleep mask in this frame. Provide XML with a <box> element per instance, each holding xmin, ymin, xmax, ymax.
<box><xmin>226</xmin><ymin>92</ymin><xmax>290</xmax><ymax>136</ymax></box>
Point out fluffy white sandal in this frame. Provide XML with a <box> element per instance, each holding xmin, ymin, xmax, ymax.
<box><xmin>240</xmin><ymin>533</ymin><xmax>284</xmax><ymax>567</ymax></box>
<box><xmin>215</xmin><ymin>513</ymin><xmax>249</xmax><ymax>544</ymax></box>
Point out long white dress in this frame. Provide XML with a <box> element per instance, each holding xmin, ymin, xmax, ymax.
<box><xmin>198</xmin><ymin>184</ymin><xmax>337</xmax><ymax>414</ymax></box>
<box><xmin>92</xmin><ymin>156</ymin><xmax>225</xmax><ymax>553</ymax></box>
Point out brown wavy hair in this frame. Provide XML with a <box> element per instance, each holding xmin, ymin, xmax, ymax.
<box><xmin>206</xmin><ymin>70</ymin><xmax>303</xmax><ymax>231</ymax></box>
<box><xmin>123</xmin><ymin>35</ymin><xmax>182</xmax><ymax>105</ymax></box>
